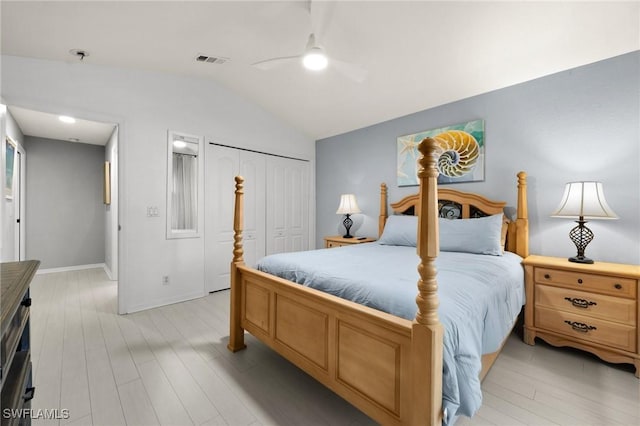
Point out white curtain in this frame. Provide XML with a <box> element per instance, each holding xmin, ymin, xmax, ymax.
<box><xmin>172</xmin><ymin>153</ymin><xmax>197</xmax><ymax>230</ymax></box>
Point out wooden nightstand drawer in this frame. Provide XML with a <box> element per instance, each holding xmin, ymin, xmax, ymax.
<box><xmin>535</xmin><ymin>285</ymin><xmax>636</xmax><ymax>325</ymax></box>
<box><xmin>535</xmin><ymin>306</ymin><xmax>636</xmax><ymax>352</ymax></box>
<box><xmin>326</xmin><ymin>240</ymin><xmax>343</xmax><ymax>248</ymax></box>
<box><xmin>535</xmin><ymin>267</ymin><xmax>637</xmax><ymax>299</ymax></box>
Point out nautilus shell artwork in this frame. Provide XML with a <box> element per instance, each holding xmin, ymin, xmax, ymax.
<box><xmin>396</xmin><ymin>119</ymin><xmax>484</xmax><ymax>186</ymax></box>
<box><xmin>433</xmin><ymin>130</ymin><xmax>479</xmax><ymax>178</ymax></box>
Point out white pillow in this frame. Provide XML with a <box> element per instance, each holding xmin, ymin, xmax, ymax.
<box><xmin>439</xmin><ymin>213</ymin><xmax>504</xmax><ymax>256</ymax></box>
<box><xmin>378</xmin><ymin>215</ymin><xmax>418</xmax><ymax>247</ymax></box>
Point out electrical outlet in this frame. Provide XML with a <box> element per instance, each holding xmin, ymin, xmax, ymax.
<box><xmin>162</xmin><ymin>275</ymin><xmax>169</xmax><ymax>285</ymax></box>
<box><xmin>147</xmin><ymin>206</ymin><xmax>159</xmax><ymax>217</ymax></box>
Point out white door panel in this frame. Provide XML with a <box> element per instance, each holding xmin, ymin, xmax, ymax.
<box><xmin>266</xmin><ymin>157</ymin><xmax>309</xmax><ymax>255</ymax></box>
<box><xmin>205</xmin><ymin>145</ymin><xmax>239</xmax><ymax>292</ymax></box>
<box><xmin>205</xmin><ymin>145</ymin><xmax>268</xmax><ymax>292</ymax></box>
<box><xmin>239</xmin><ymin>151</ymin><xmax>266</xmax><ymax>265</ymax></box>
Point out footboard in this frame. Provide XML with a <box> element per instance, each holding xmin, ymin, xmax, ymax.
<box><xmin>237</xmin><ymin>265</ymin><xmax>413</xmax><ymax>424</ymax></box>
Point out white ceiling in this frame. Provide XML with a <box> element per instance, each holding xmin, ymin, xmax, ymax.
<box><xmin>7</xmin><ymin>106</ymin><xmax>116</xmax><ymax>146</ymax></box>
<box><xmin>1</xmin><ymin>1</ymin><xmax>639</xmax><ymax>140</ymax></box>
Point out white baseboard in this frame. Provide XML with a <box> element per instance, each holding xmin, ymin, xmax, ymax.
<box><xmin>125</xmin><ymin>290</ymin><xmax>205</xmax><ymax>314</ymax></box>
<box><xmin>103</xmin><ymin>264</ymin><xmax>116</xmax><ymax>280</ymax></box>
<box><xmin>36</xmin><ymin>263</ymin><xmax>106</xmax><ymax>275</ymax></box>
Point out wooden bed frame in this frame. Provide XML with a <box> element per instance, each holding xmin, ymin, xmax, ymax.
<box><xmin>227</xmin><ymin>138</ymin><xmax>529</xmax><ymax>425</ymax></box>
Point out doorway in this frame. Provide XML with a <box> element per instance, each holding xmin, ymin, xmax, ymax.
<box><xmin>5</xmin><ymin>105</ymin><xmax>120</xmax><ymax>289</ymax></box>
<box><xmin>2</xmin><ymin>135</ymin><xmax>24</xmax><ymax>262</ymax></box>
<box><xmin>14</xmin><ymin>148</ymin><xmax>23</xmax><ymax>260</ymax></box>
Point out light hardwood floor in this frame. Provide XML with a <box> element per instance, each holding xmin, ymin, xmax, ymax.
<box><xmin>30</xmin><ymin>269</ymin><xmax>639</xmax><ymax>426</ymax></box>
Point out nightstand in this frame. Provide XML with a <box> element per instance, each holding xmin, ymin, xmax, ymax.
<box><xmin>523</xmin><ymin>255</ymin><xmax>640</xmax><ymax>377</ymax></box>
<box><xmin>324</xmin><ymin>235</ymin><xmax>376</xmax><ymax>248</ymax></box>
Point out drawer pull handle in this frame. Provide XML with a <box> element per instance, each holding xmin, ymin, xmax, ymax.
<box><xmin>544</xmin><ymin>274</ymin><xmax>551</xmax><ymax>279</ymax></box>
<box><xmin>577</xmin><ymin>279</ymin><xmax>583</xmax><ymax>284</ymax></box>
<box><xmin>564</xmin><ymin>320</ymin><xmax>596</xmax><ymax>333</ymax></box>
<box><xmin>614</xmin><ymin>283</ymin><xmax>622</xmax><ymax>290</ymax></box>
<box><xmin>564</xmin><ymin>297</ymin><xmax>596</xmax><ymax>309</ymax></box>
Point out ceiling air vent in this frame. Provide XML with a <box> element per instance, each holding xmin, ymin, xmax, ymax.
<box><xmin>195</xmin><ymin>54</ymin><xmax>229</xmax><ymax>65</ymax></box>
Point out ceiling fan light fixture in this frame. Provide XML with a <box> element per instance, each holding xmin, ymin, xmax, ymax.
<box><xmin>302</xmin><ymin>48</ymin><xmax>328</xmax><ymax>71</ymax></box>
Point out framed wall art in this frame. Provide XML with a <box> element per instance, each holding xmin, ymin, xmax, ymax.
<box><xmin>397</xmin><ymin>119</ymin><xmax>485</xmax><ymax>186</ymax></box>
<box><xmin>104</xmin><ymin>161</ymin><xmax>111</xmax><ymax>205</ymax></box>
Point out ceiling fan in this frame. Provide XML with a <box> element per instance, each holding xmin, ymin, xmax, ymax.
<box><xmin>251</xmin><ymin>3</ymin><xmax>367</xmax><ymax>83</ymax></box>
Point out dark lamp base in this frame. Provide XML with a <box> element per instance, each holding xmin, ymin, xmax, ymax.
<box><xmin>342</xmin><ymin>214</ymin><xmax>354</xmax><ymax>239</ymax></box>
<box><xmin>569</xmin><ymin>256</ymin><xmax>594</xmax><ymax>264</ymax></box>
<box><xmin>567</xmin><ymin>217</ymin><xmax>595</xmax><ymax>264</ymax></box>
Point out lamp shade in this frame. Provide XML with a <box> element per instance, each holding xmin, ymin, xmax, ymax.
<box><xmin>336</xmin><ymin>194</ymin><xmax>361</xmax><ymax>215</ymax></box>
<box><xmin>551</xmin><ymin>181</ymin><xmax>617</xmax><ymax>220</ymax></box>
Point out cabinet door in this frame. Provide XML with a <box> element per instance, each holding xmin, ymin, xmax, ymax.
<box><xmin>265</xmin><ymin>157</ymin><xmax>309</xmax><ymax>255</ymax></box>
<box><xmin>204</xmin><ymin>144</ymin><xmax>239</xmax><ymax>292</ymax></box>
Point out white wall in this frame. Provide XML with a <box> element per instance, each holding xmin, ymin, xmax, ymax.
<box><xmin>1</xmin><ymin>55</ymin><xmax>315</xmax><ymax>313</ymax></box>
<box><xmin>105</xmin><ymin>126</ymin><xmax>118</xmax><ymax>280</ymax></box>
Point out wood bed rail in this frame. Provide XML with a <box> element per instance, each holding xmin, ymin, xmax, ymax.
<box><xmin>515</xmin><ymin>171</ymin><xmax>529</xmax><ymax>258</ymax></box>
<box><xmin>506</xmin><ymin>171</ymin><xmax>529</xmax><ymax>258</ymax></box>
<box><xmin>379</xmin><ymin>183</ymin><xmax>388</xmax><ymax>238</ymax></box>
<box><xmin>228</xmin><ymin>176</ymin><xmax>247</xmax><ymax>352</ymax></box>
<box><xmin>412</xmin><ymin>137</ymin><xmax>444</xmax><ymax>424</ymax></box>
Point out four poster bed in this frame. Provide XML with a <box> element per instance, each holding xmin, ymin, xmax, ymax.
<box><xmin>227</xmin><ymin>138</ymin><xmax>529</xmax><ymax>425</ymax></box>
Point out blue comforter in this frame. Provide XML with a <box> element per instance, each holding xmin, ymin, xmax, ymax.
<box><xmin>257</xmin><ymin>242</ymin><xmax>524</xmax><ymax>422</ymax></box>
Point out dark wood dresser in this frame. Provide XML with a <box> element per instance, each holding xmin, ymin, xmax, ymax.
<box><xmin>1</xmin><ymin>260</ymin><xmax>40</xmax><ymax>426</ymax></box>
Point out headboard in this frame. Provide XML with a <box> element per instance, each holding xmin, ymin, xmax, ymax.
<box><xmin>377</xmin><ymin>172</ymin><xmax>529</xmax><ymax>257</ymax></box>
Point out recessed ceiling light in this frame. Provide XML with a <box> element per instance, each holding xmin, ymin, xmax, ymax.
<box><xmin>59</xmin><ymin>115</ymin><xmax>76</xmax><ymax>124</ymax></box>
<box><xmin>173</xmin><ymin>140</ymin><xmax>187</xmax><ymax>149</ymax></box>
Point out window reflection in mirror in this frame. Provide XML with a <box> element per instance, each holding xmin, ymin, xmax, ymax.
<box><xmin>167</xmin><ymin>131</ymin><xmax>203</xmax><ymax>239</ymax></box>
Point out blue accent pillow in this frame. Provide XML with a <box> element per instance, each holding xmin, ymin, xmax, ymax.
<box><xmin>439</xmin><ymin>213</ymin><xmax>504</xmax><ymax>256</ymax></box>
<box><xmin>378</xmin><ymin>215</ymin><xmax>418</xmax><ymax>247</ymax></box>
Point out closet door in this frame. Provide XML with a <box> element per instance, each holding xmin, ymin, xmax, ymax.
<box><xmin>265</xmin><ymin>156</ymin><xmax>309</xmax><ymax>255</ymax></box>
<box><xmin>204</xmin><ymin>145</ymin><xmax>267</xmax><ymax>292</ymax></box>
<box><xmin>204</xmin><ymin>144</ymin><xmax>239</xmax><ymax>292</ymax></box>
<box><xmin>239</xmin><ymin>151</ymin><xmax>266</xmax><ymax>267</ymax></box>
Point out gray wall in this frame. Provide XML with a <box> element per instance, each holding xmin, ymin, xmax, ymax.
<box><xmin>317</xmin><ymin>52</ymin><xmax>640</xmax><ymax>265</ymax></box>
<box><xmin>25</xmin><ymin>136</ymin><xmax>105</xmax><ymax>268</ymax></box>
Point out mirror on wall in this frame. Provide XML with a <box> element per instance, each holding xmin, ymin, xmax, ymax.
<box><xmin>166</xmin><ymin>130</ymin><xmax>203</xmax><ymax>239</ymax></box>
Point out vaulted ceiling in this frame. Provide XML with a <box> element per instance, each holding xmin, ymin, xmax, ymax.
<box><xmin>2</xmin><ymin>1</ymin><xmax>638</xmax><ymax>140</ymax></box>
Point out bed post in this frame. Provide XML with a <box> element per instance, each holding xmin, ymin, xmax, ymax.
<box><xmin>412</xmin><ymin>138</ymin><xmax>444</xmax><ymax>425</ymax></box>
<box><xmin>515</xmin><ymin>171</ymin><xmax>529</xmax><ymax>258</ymax></box>
<box><xmin>379</xmin><ymin>183</ymin><xmax>388</xmax><ymax>238</ymax></box>
<box><xmin>228</xmin><ymin>176</ymin><xmax>247</xmax><ymax>352</ymax></box>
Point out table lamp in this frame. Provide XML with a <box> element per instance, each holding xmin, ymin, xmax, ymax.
<box><xmin>336</xmin><ymin>194</ymin><xmax>361</xmax><ymax>238</ymax></box>
<box><xmin>551</xmin><ymin>181</ymin><xmax>617</xmax><ymax>264</ymax></box>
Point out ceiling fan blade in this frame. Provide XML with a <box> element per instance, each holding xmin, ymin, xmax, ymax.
<box><xmin>330</xmin><ymin>59</ymin><xmax>368</xmax><ymax>83</ymax></box>
<box><xmin>252</xmin><ymin>55</ymin><xmax>301</xmax><ymax>71</ymax></box>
